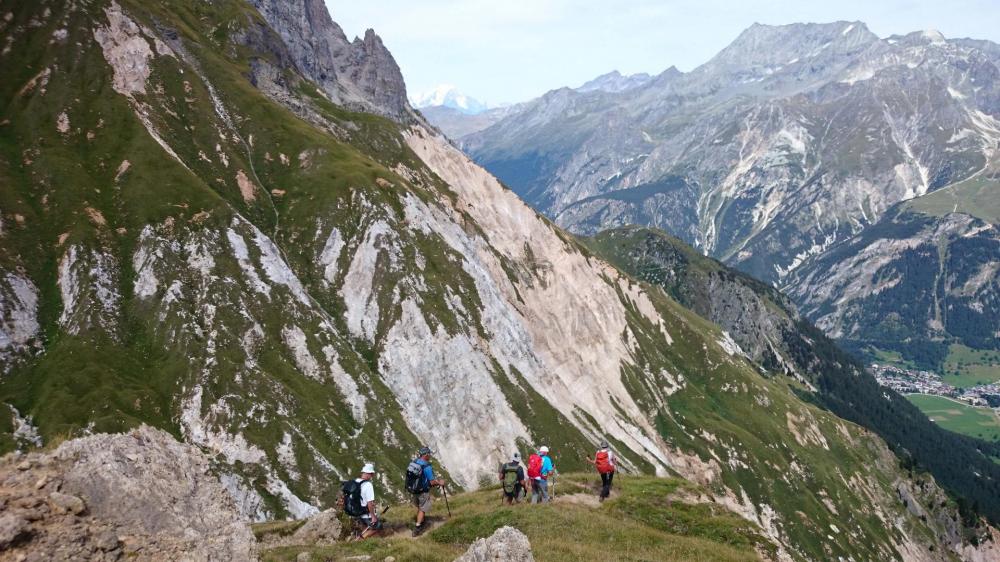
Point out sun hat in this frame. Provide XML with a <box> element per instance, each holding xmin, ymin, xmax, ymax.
<box><xmin>361</xmin><ymin>463</ymin><xmax>375</xmax><ymax>474</ymax></box>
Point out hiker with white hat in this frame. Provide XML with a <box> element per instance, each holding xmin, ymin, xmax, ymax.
<box><xmin>341</xmin><ymin>463</ymin><xmax>381</xmax><ymax>540</ymax></box>
<box><xmin>527</xmin><ymin>445</ymin><xmax>555</xmax><ymax>504</ymax></box>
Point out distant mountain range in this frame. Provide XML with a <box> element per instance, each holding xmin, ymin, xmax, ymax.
<box><xmin>428</xmin><ymin>21</ymin><xmax>1000</xmax><ymax>366</ymax></box>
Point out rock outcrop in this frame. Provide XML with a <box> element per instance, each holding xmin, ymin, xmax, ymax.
<box><xmin>289</xmin><ymin>508</ymin><xmax>342</xmax><ymax>546</ymax></box>
<box><xmin>0</xmin><ymin>426</ymin><xmax>257</xmax><ymax>561</ymax></box>
<box><xmin>247</xmin><ymin>0</ymin><xmax>411</xmax><ymax>121</ymax></box>
<box><xmin>453</xmin><ymin>526</ymin><xmax>534</xmax><ymax>562</ymax></box>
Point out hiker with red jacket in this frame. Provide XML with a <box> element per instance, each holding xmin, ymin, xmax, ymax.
<box><xmin>527</xmin><ymin>445</ymin><xmax>555</xmax><ymax>503</ymax></box>
<box><xmin>587</xmin><ymin>440</ymin><xmax>616</xmax><ymax>501</ymax></box>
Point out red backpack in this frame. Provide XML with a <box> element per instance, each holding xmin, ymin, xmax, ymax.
<box><xmin>595</xmin><ymin>450</ymin><xmax>614</xmax><ymax>474</ymax></box>
<box><xmin>527</xmin><ymin>454</ymin><xmax>543</xmax><ymax>479</ymax></box>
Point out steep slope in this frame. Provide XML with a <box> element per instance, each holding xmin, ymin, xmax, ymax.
<box><xmin>0</xmin><ymin>2</ymin><xmax>997</xmax><ymax>560</ymax></box>
<box><xmin>462</xmin><ymin>22</ymin><xmax>1000</xmax><ymax>359</ymax></box>
<box><xmin>786</xmin><ymin>208</ymin><xmax>999</xmax><ymax>363</ymax></box>
<box><xmin>587</xmin><ymin>226</ymin><xmax>1000</xmax><ymax>531</ymax></box>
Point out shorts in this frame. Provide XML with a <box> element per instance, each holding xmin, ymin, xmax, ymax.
<box><xmin>412</xmin><ymin>491</ymin><xmax>432</xmax><ymax>512</ymax></box>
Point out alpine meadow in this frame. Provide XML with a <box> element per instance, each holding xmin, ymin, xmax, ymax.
<box><xmin>1</xmin><ymin>1</ymin><xmax>999</xmax><ymax>561</ymax></box>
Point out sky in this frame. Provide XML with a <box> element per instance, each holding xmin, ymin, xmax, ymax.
<box><xmin>326</xmin><ymin>0</ymin><xmax>1000</xmax><ymax>106</ymax></box>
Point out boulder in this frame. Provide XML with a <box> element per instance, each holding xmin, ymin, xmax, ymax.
<box><xmin>453</xmin><ymin>526</ymin><xmax>534</xmax><ymax>562</ymax></box>
<box><xmin>0</xmin><ymin>513</ymin><xmax>31</xmax><ymax>548</ymax></box>
<box><xmin>48</xmin><ymin>491</ymin><xmax>86</xmax><ymax>515</ymax></box>
<box><xmin>0</xmin><ymin>425</ymin><xmax>258</xmax><ymax>561</ymax></box>
<box><xmin>290</xmin><ymin>508</ymin><xmax>342</xmax><ymax>545</ymax></box>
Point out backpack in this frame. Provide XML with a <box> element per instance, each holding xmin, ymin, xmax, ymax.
<box><xmin>405</xmin><ymin>459</ymin><xmax>429</xmax><ymax>494</ymax></box>
<box><xmin>341</xmin><ymin>479</ymin><xmax>365</xmax><ymax>517</ymax></box>
<box><xmin>501</xmin><ymin>463</ymin><xmax>520</xmax><ymax>494</ymax></box>
<box><xmin>595</xmin><ymin>450</ymin><xmax>614</xmax><ymax>474</ymax></box>
<box><xmin>527</xmin><ymin>454</ymin><xmax>543</xmax><ymax>479</ymax></box>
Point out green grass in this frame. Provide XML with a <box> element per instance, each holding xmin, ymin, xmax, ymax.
<box><xmin>259</xmin><ymin>474</ymin><xmax>765</xmax><ymax>562</ymax></box>
<box><xmin>909</xmin><ymin>174</ymin><xmax>1000</xmax><ymax>224</ymax></box>
<box><xmin>869</xmin><ymin>347</ymin><xmax>918</xmax><ymax>370</ymax></box>
<box><xmin>941</xmin><ymin>344</ymin><xmax>1000</xmax><ymax>389</ymax></box>
<box><xmin>906</xmin><ymin>394</ymin><xmax>1000</xmax><ymax>442</ymax></box>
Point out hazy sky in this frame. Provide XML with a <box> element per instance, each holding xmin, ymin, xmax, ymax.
<box><xmin>326</xmin><ymin>0</ymin><xmax>1000</xmax><ymax>105</ymax></box>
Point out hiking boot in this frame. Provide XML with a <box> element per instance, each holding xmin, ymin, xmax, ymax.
<box><xmin>412</xmin><ymin>524</ymin><xmax>425</xmax><ymax>537</ymax></box>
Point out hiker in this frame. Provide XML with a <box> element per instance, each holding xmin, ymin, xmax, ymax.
<box><xmin>406</xmin><ymin>446</ymin><xmax>445</xmax><ymax>536</ymax></box>
<box><xmin>499</xmin><ymin>452</ymin><xmax>528</xmax><ymax>504</ymax></box>
<box><xmin>528</xmin><ymin>445</ymin><xmax>555</xmax><ymax>504</ymax></box>
<box><xmin>587</xmin><ymin>440</ymin><xmax>617</xmax><ymax>501</ymax></box>
<box><xmin>342</xmin><ymin>463</ymin><xmax>381</xmax><ymax>540</ymax></box>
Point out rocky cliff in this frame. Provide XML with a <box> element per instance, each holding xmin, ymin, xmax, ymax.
<box><xmin>247</xmin><ymin>0</ymin><xmax>411</xmax><ymax>121</ymax></box>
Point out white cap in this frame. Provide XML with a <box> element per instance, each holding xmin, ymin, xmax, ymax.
<box><xmin>512</xmin><ymin>452</ymin><xmax>521</xmax><ymax>462</ymax></box>
<box><xmin>361</xmin><ymin>463</ymin><xmax>375</xmax><ymax>474</ymax></box>
<box><xmin>539</xmin><ymin>446</ymin><xmax>549</xmax><ymax>453</ymax></box>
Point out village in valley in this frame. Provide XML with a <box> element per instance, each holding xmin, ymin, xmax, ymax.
<box><xmin>871</xmin><ymin>363</ymin><xmax>1000</xmax><ymax>408</ymax></box>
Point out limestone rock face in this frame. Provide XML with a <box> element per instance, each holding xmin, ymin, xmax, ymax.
<box><xmin>454</xmin><ymin>526</ymin><xmax>534</xmax><ymax>562</ymax></box>
<box><xmin>247</xmin><ymin>0</ymin><xmax>411</xmax><ymax>121</ymax></box>
<box><xmin>0</xmin><ymin>426</ymin><xmax>257</xmax><ymax>561</ymax></box>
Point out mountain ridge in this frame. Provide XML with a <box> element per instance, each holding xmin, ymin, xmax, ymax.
<box><xmin>1</xmin><ymin>2</ymin><xmax>999</xmax><ymax>560</ymax></box>
<box><xmin>454</xmin><ymin>19</ymin><xmax>1000</xmax><ymax>363</ymax></box>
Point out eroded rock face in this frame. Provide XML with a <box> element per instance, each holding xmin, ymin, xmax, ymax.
<box><xmin>0</xmin><ymin>426</ymin><xmax>257</xmax><ymax>561</ymax></box>
<box><xmin>246</xmin><ymin>0</ymin><xmax>410</xmax><ymax>122</ymax></box>
<box><xmin>454</xmin><ymin>526</ymin><xmax>534</xmax><ymax>562</ymax></box>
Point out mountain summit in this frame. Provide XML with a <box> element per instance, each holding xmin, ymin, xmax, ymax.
<box><xmin>412</xmin><ymin>84</ymin><xmax>489</xmax><ymax>114</ymax></box>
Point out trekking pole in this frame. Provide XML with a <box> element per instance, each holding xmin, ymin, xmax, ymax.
<box><xmin>356</xmin><ymin>506</ymin><xmax>391</xmax><ymax>541</ymax></box>
<box><xmin>441</xmin><ymin>485</ymin><xmax>452</xmax><ymax>517</ymax></box>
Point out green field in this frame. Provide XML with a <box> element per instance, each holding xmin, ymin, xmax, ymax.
<box><xmin>909</xmin><ymin>174</ymin><xmax>1000</xmax><ymax>224</ymax></box>
<box><xmin>941</xmin><ymin>344</ymin><xmax>1000</xmax><ymax>389</ymax></box>
<box><xmin>906</xmin><ymin>394</ymin><xmax>1000</xmax><ymax>442</ymax></box>
<box><xmin>869</xmin><ymin>347</ymin><xmax>918</xmax><ymax>370</ymax></box>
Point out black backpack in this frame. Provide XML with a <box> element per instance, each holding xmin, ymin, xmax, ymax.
<box><xmin>341</xmin><ymin>479</ymin><xmax>365</xmax><ymax>517</ymax></box>
<box><xmin>405</xmin><ymin>459</ymin><xmax>429</xmax><ymax>494</ymax></box>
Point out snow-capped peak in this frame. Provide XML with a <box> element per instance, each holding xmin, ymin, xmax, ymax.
<box><xmin>920</xmin><ymin>29</ymin><xmax>947</xmax><ymax>45</ymax></box>
<box><xmin>411</xmin><ymin>84</ymin><xmax>489</xmax><ymax>114</ymax></box>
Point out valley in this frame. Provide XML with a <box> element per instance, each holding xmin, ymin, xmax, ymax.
<box><xmin>432</xmin><ymin>21</ymin><xmax>1000</xmax><ymax>372</ymax></box>
<box><xmin>1</xmin><ymin>0</ymin><xmax>999</xmax><ymax>560</ymax></box>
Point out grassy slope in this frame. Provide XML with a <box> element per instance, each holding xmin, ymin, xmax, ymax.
<box><xmin>942</xmin><ymin>345</ymin><xmax>1000</xmax><ymax>389</ymax></box>
<box><xmin>908</xmin><ymin>174</ymin><xmax>1000</xmax><ymax>224</ymax></box>
<box><xmin>259</xmin><ymin>474</ymin><xmax>766</xmax><ymax>562</ymax></box>
<box><xmin>584</xmin><ymin>226</ymin><xmax>1000</xmax><ymax>552</ymax></box>
<box><xmin>0</xmin><ymin>2</ymin><xmax>992</xmax><ymax>558</ymax></box>
<box><xmin>907</xmin><ymin>394</ymin><xmax>1000</xmax><ymax>442</ymax></box>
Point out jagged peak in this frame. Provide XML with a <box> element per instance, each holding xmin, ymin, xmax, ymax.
<box><xmin>247</xmin><ymin>0</ymin><xmax>412</xmax><ymax>121</ymax></box>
